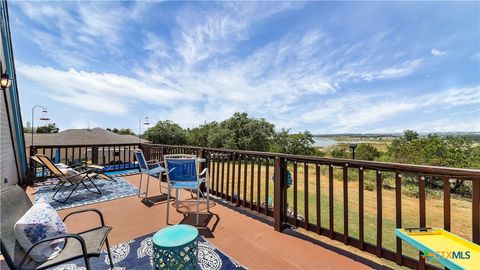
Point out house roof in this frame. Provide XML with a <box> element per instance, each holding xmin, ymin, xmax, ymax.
<box><xmin>24</xmin><ymin>128</ymin><xmax>148</xmax><ymax>146</ymax></box>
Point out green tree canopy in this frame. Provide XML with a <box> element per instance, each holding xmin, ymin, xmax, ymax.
<box><xmin>36</xmin><ymin>123</ymin><xmax>59</xmax><ymax>133</ymax></box>
<box><xmin>403</xmin><ymin>130</ymin><xmax>419</xmax><ymax>141</ymax></box>
<box><xmin>144</xmin><ymin>120</ymin><xmax>187</xmax><ymax>145</ymax></box>
<box><xmin>387</xmin><ymin>130</ymin><xmax>480</xmax><ymax>195</ymax></box>
<box><xmin>387</xmin><ymin>132</ymin><xmax>480</xmax><ymax>168</ymax></box>
<box><xmin>186</xmin><ymin>122</ymin><xmax>218</xmax><ymax>147</ymax></box>
<box><xmin>355</xmin><ymin>143</ymin><xmax>381</xmax><ymax>161</ymax></box>
<box><xmin>331</xmin><ymin>147</ymin><xmax>348</xmax><ymax>158</ymax></box>
<box><xmin>212</xmin><ymin>112</ymin><xmax>275</xmax><ymax>151</ymax></box>
<box><xmin>107</xmin><ymin>128</ymin><xmax>135</xmax><ymax>135</ymax></box>
<box><xmin>271</xmin><ymin>129</ymin><xmax>319</xmax><ymax>155</ymax></box>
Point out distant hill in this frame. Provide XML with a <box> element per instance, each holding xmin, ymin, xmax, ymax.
<box><xmin>313</xmin><ymin>132</ymin><xmax>480</xmax><ymax>140</ymax></box>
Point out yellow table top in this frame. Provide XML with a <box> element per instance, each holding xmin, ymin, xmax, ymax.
<box><xmin>397</xmin><ymin>228</ymin><xmax>480</xmax><ymax>270</ymax></box>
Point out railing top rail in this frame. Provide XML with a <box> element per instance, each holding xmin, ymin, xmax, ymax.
<box><xmin>145</xmin><ymin>143</ymin><xmax>480</xmax><ymax>178</ymax></box>
<box><xmin>30</xmin><ymin>143</ymin><xmax>141</xmax><ymax>148</ymax></box>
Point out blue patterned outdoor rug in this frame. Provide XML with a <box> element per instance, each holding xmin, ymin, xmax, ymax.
<box><xmin>50</xmin><ymin>232</ymin><xmax>246</xmax><ymax>270</ymax></box>
<box><xmin>34</xmin><ymin>177</ymin><xmax>139</xmax><ymax>210</ymax></box>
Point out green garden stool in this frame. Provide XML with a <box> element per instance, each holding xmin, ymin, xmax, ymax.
<box><xmin>152</xmin><ymin>224</ymin><xmax>199</xmax><ymax>269</ymax></box>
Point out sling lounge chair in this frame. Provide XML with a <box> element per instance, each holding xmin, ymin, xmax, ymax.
<box><xmin>34</xmin><ymin>154</ymin><xmax>101</xmax><ymax>203</ymax></box>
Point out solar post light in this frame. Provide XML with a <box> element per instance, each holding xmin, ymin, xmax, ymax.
<box><xmin>349</xmin><ymin>143</ymin><xmax>357</xmax><ymax>160</ymax></box>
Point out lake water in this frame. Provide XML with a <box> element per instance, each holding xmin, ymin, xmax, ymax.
<box><xmin>313</xmin><ymin>137</ymin><xmax>338</xmax><ymax>147</ymax></box>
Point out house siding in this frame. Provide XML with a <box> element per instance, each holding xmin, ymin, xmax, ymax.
<box><xmin>0</xmin><ymin>1</ymin><xmax>26</xmax><ymax>188</ymax></box>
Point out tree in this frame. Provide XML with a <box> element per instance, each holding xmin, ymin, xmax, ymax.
<box><xmin>271</xmin><ymin>129</ymin><xmax>319</xmax><ymax>155</ymax></box>
<box><xmin>186</xmin><ymin>122</ymin><xmax>219</xmax><ymax>147</ymax></box>
<box><xmin>143</xmin><ymin>120</ymin><xmax>187</xmax><ymax>145</ymax></box>
<box><xmin>403</xmin><ymin>130</ymin><xmax>419</xmax><ymax>141</ymax></box>
<box><xmin>355</xmin><ymin>143</ymin><xmax>381</xmax><ymax>161</ymax></box>
<box><xmin>111</xmin><ymin>128</ymin><xmax>135</xmax><ymax>135</ymax></box>
<box><xmin>209</xmin><ymin>112</ymin><xmax>275</xmax><ymax>151</ymax></box>
<box><xmin>36</xmin><ymin>123</ymin><xmax>59</xmax><ymax>133</ymax></box>
<box><xmin>387</xmin><ymin>130</ymin><xmax>480</xmax><ymax>196</ymax></box>
<box><xmin>331</xmin><ymin>147</ymin><xmax>347</xmax><ymax>158</ymax></box>
<box><xmin>107</xmin><ymin>128</ymin><xmax>135</xmax><ymax>135</ymax></box>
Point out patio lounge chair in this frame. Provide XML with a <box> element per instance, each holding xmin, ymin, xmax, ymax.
<box><xmin>34</xmin><ymin>154</ymin><xmax>101</xmax><ymax>203</ymax></box>
<box><xmin>134</xmin><ymin>149</ymin><xmax>166</xmax><ymax>204</ymax></box>
<box><xmin>0</xmin><ymin>185</ymin><xmax>114</xmax><ymax>270</ymax></box>
<box><xmin>164</xmin><ymin>154</ymin><xmax>210</xmax><ymax>225</ymax></box>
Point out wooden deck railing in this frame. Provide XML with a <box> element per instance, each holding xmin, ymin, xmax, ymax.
<box><xmin>28</xmin><ymin>143</ymin><xmax>141</xmax><ymax>182</ymax></box>
<box><xmin>142</xmin><ymin>143</ymin><xmax>480</xmax><ymax>270</ymax></box>
<box><xmin>28</xmin><ymin>142</ymin><xmax>480</xmax><ymax>269</ymax></box>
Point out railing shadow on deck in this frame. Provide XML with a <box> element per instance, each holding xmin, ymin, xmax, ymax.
<box><xmin>213</xmin><ymin>195</ymin><xmax>391</xmax><ymax>269</ymax></box>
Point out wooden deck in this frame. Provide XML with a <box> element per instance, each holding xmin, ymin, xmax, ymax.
<box><xmin>4</xmin><ymin>174</ymin><xmax>391</xmax><ymax>269</ymax></box>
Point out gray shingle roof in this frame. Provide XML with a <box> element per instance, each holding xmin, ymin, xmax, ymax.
<box><xmin>24</xmin><ymin>128</ymin><xmax>148</xmax><ymax>146</ymax></box>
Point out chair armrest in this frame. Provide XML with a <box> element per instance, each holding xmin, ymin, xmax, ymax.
<box><xmin>69</xmin><ymin>164</ymin><xmax>83</xmax><ymax>169</ymax></box>
<box><xmin>146</xmin><ymin>159</ymin><xmax>163</xmax><ymax>164</ymax></box>
<box><xmin>63</xmin><ymin>209</ymin><xmax>106</xmax><ymax>227</ymax></box>
<box><xmin>64</xmin><ymin>171</ymin><xmax>92</xmax><ymax>183</ymax></box>
<box><xmin>199</xmin><ymin>168</ymin><xmax>208</xmax><ymax>176</ymax></box>
<box><xmin>18</xmin><ymin>234</ymin><xmax>88</xmax><ymax>269</ymax></box>
<box><xmin>69</xmin><ymin>162</ymin><xmax>84</xmax><ymax>168</ymax></box>
<box><xmin>146</xmin><ymin>160</ymin><xmax>165</xmax><ymax>170</ymax></box>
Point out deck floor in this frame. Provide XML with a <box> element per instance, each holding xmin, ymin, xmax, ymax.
<box><xmin>4</xmin><ymin>174</ymin><xmax>388</xmax><ymax>269</ymax></box>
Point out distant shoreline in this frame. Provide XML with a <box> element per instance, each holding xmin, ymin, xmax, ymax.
<box><xmin>313</xmin><ymin>132</ymin><xmax>480</xmax><ymax>148</ymax></box>
<box><xmin>313</xmin><ymin>131</ymin><xmax>480</xmax><ymax>138</ymax></box>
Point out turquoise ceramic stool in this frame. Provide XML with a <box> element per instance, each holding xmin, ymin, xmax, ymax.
<box><xmin>152</xmin><ymin>224</ymin><xmax>199</xmax><ymax>269</ymax></box>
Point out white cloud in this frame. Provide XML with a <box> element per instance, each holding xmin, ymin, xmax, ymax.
<box><xmin>15</xmin><ymin>2</ymin><xmax>147</xmax><ymax>68</ymax></box>
<box><xmin>69</xmin><ymin>119</ymin><xmax>101</xmax><ymax>130</ymax></box>
<box><xmin>300</xmin><ymin>85</ymin><xmax>480</xmax><ymax>133</ymax></box>
<box><xmin>369</xmin><ymin>117</ymin><xmax>480</xmax><ymax>133</ymax></box>
<box><xmin>336</xmin><ymin>59</ymin><xmax>423</xmax><ymax>82</ymax></box>
<box><xmin>431</xmin><ymin>48</ymin><xmax>447</xmax><ymax>56</ymax></box>
<box><xmin>17</xmin><ymin>64</ymin><xmax>185</xmax><ymax>115</ymax></box>
<box><xmin>15</xmin><ymin>2</ymin><xmax>473</xmax><ymax>133</ymax></box>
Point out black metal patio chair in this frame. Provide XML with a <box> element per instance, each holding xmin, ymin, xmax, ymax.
<box><xmin>34</xmin><ymin>154</ymin><xmax>101</xmax><ymax>203</ymax></box>
<box><xmin>0</xmin><ymin>185</ymin><xmax>114</xmax><ymax>270</ymax></box>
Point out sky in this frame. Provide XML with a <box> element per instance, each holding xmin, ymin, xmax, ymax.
<box><xmin>9</xmin><ymin>1</ymin><xmax>480</xmax><ymax>134</ymax></box>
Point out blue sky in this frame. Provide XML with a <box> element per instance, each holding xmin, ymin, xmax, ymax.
<box><xmin>9</xmin><ymin>1</ymin><xmax>480</xmax><ymax>134</ymax></box>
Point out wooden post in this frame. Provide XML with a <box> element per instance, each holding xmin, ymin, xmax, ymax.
<box><xmin>343</xmin><ymin>164</ymin><xmax>348</xmax><ymax>244</ymax></box>
<box><xmin>329</xmin><ymin>165</ymin><xmax>334</xmax><ymax>239</ymax></box>
<box><xmin>274</xmin><ymin>157</ymin><xmax>286</xmax><ymax>232</ymax></box>
<box><xmin>443</xmin><ymin>177</ymin><xmax>451</xmax><ymax>231</ymax></box>
<box><xmin>91</xmin><ymin>146</ymin><xmax>99</xmax><ymax>165</ymax></box>
<box><xmin>376</xmin><ymin>171</ymin><xmax>382</xmax><ymax>257</ymax></box>
<box><xmin>28</xmin><ymin>146</ymin><xmax>36</xmax><ymax>185</ymax></box>
<box><xmin>395</xmin><ymin>173</ymin><xmax>402</xmax><ymax>265</ymax></box>
<box><xmin>473</xmin><ymin>179</ymin><xmax>480</xmax><ymax>244</ymax></box>
<box><xmin>418</xmin><ymin>176</ymin><xmax>426</xmax><ymax>270</ymax></box>
<box><xmin>359</xmin><ymin>167</ymin><xmax>365</xmax><ymax>251</ymax></box>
